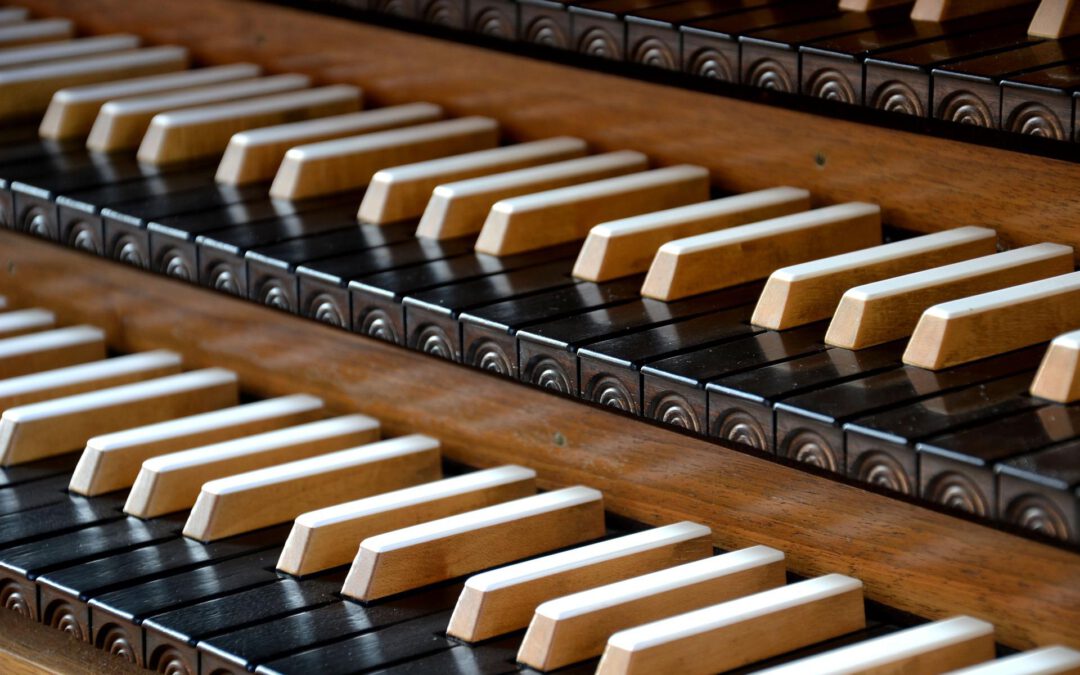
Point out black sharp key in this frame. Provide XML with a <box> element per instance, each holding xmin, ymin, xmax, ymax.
<box><xmin>0</xmin><ymin>451</ymin><xmax>79</xmax><ymax>489</ymax></box>
<box><xmin>144</xmin><ymin>195</ymin><xmax>358</xmax><ymax>288</ymax></box>
<box><xmin>739</xmin><ymin>5</ymin><xmax>913</xmax><ymax>95</ymax></box>
<box><xmin>519</xmin><ymin>0</ymin><xmax>576</xmax><ymax>50</ymax></box>
<box><xmin>254</xmin><ymin>610</ymin><xmax>455</xmax><ymax>675</ymax></box>
<box><xmin>996</xmin><ymin>440</ymin><xmax>1080</xmax><ymax>544</ymax></box>
<box><xmin>774</xmin><ymin>346</ymin><xmax>1043</xmax><ymax>475</ymax></box>
<box><xmin>569</xmin><ymin>0</ymin><xmax>683</xmax><ymax>62</ymax></box>
<box><xmin>458</xmin><ymin>274</ymin><xmax>646</xmax><ymax>377</ymax></box>
<box><xmin>54</xmin><ymin>167</ymin><xmax>217</xmax><ymax>254</ymax></box>
<box><xmin>706</xmin><ymin>340</ymin><xmax>905</xmax><ymax>454</ymax></box>
<box><xmin>370</xmin><ymin>635</ymin><xmax>522</xmax><ymax>675</ymax></box>
<box><xmin>351</xmin><ymin>243</ymin><xmax>581</xmax><ymax>346</ymax></box>
<box><xmin>246</xmin><ymin>223</ymin><xmax>419</xmax><ymax>314</ymax></box>
<box><xmin>402</xmin><ymin>258</ymin><xmax>580</xmax><ymax>361</ymax></box>
<box><xmin>932</xmin><ymin>38</ymin><xmax>1080</xmax><ymax>128</ymax></box>
<box><xmin>799</xmin><ymin>6</ymin><xmax>1034</xmax><ymax>105</ymax></box>
<box><xmin>101</xmin><ymin>182</ymin><xmax>270</xmax><ymax>269</ymax></box>
<box><xmin>845</xmin><ymin>373</ymin><xmax>1043</xmax><ymax>500</ymax></box>
<box><xmin>640</xmin><ymin>324</ymin><xmax>827</xmax><ymax>434</ymax></box>
<box><xmin>199</xmin><ymin>584</ymin><xmax>462</xmax><ymax>674</ymax></box>
<box><xmin>36</xmin><ymin>524</ymin><xmax>289</xmax><ymax>643</ymax></box>
<box><xmin>1001</xmin><ymin>62</ymin><xmax>1080</xmax><ymax>141</ymax></box>
<box><xmin>465</xmin><ymin>0</ymin><xmax>518</xmax><ymax>40</ymax></box>
<box><xmin>298</xmin><ymin>236</ymin><xmax>476</xmax><ymax>329</ymax></box>
<box><xmin>0</xmin><ymin>492</ymin><xmax>127</xmax><ymax>549</ymax></box>
<box><xmin>680</xmin><ymin>0</ymin><xmax>839</xmax><ymax>81</ymax></box>
<box><xmin>88</xmin><ymin>547</ymin><xmax>283</xmax><ymax>667</ymax></box>
<box><xmin>516</xmin><ymin>283</ymin><xmax>762</xmax><ymax>397</ymax></box>
<box><xmin>0</xmin><ymin>516</ymin><xmax>182</xmax><ymax>622</ymax></box>
<box><xmin>0</xmin><ymin>473</ymin><xmax>71</xmax><ymax>514</ymax></box>
<box><xmin>625</xmin><ymin>0</ymin><xmax>781</xmax><ymax>71</ymax></box>
<box><xmin>142</xmin><ymin>572</ymin><xmax>347</xmax><ymax>674</ymax></box>
<box><xmin>576</xmin><ymin>305</ymin><xmax>762</xmax><ymax>416</ymax></box>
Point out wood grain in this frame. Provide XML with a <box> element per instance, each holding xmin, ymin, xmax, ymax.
<box><xmin>1</xmin><ymin>228</ymin><xmax>1078</xmax><ymax>650</ymax></box>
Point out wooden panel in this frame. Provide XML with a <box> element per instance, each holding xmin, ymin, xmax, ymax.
<box><xmin>13</xmin><ymin>0</ymin><xmax>1080</xmax><ymax>261</ymax></box>
<box><xmin>1</xmin><ymin>231</ymin><xmax>1078</xmax><ymax>651</ymax></box>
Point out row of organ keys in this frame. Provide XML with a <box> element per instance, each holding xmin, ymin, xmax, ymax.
<box><xmin>2</xmin><ymin>306</ymin><xmax>1080</xmax><ymax>673</ymax></box>
<box><xmin>2</xmin><ymin>5</ymin><xmax>1080</xmax><ymax>545</ymax></box>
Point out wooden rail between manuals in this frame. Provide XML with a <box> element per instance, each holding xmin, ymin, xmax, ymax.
<box><xmin>1</xmin><ymin>230</ymin><xmax>1078</xmax><ymax>651</ymax></box>
<box><xmin>13</xmin><ymin>0</ymin><xmax>1080</xmax><ymax>261</ymax></box>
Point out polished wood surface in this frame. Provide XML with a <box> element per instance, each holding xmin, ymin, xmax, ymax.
<box><xmin>2</xmin><ymin>231</ymin><xmax>1078</xmax><ymax>650</ymax></box>
<box><xmin>15</xmin><ymin>0</ymin><xmax>1080</xmax><ymax>260</ymax></box>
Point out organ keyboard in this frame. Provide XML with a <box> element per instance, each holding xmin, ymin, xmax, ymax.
<box><xmin>0</xmin><ymin>0</ymin><xmax>1079</xmax><ymax>672</ymax></box>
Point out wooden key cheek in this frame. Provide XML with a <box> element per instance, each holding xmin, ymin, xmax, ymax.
<box><xmin>1031</xmin><ymin>330</ymin><xmax>1080</xmax><ymax>403</ymax></box>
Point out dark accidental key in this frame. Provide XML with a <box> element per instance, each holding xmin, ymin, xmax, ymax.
<box><xmin>0</xmin><ymin>473</ymin><xmax>71</xmax><ymax>515</ymax></box>
<box><xmin>845</xmin><ymin>372</ymin><xmax>1043</xmax><ymax>501</ymax></box>
<box><xmin>88</xmin><ymin>547</ymin><xmax>283</xmax><ymax>667</ymax></box>
<box><xmin>0</xmin><ymin>450</ymin><xmax>79</xmax><ymax>489</ymax></box>
<box><xmin>351</xmin><ymin>243</ymin><xmax>580</xmax><ymax>346</ymax></box>
<box><xmin>402</xmin><ymin>258</ymin><xmax>584</xmax><ymax>361</ymax></box>
<box><xmin>706</xmin><ymin>340</ymin><xmax>905</xmax><ymax>454</ymax></box>
<box><xmin>245</xmin><ymin>222</ymin><xmax>419</xmax><ymax>314</ymax></box>
<box><xmin>101</xmin><ymin>181</ymin><xmax>271</xmax><ymax>269</ymax></box>
<box><xmin>575</xmin><ymin>304</ymin><xmax>762</xmax><ymax>416</ymax></box>
<box><xmin>0</xmin><ymin>515</ymin><xmax>183</xmax><ymax>622</ymax></box>
<box><xmin>0</xmin><ymin>492</ymin><xmax>127</xmax><ymax>550</ymax></box>
<box><xmin>799</xmin><ymin>6</ymin><xmax>1034</xmax><ymax>106</ymax></box>
<box><xmin>142</xmin><ymin>571</ymin><xmax>347</xmax><ymax>674</ymax></box>
<box><xmin>54</xmin><ymin>167</ymin><xmax>218</xmax><ymax>254</ymax></box>
<box><xmin>739</xmin><ymin>5</ymin><xmax>913</xmax><ymax>94</ymax></box>
<box><xmin>370</xmin><ymin>634</ymin><xmax>524</xmax><ymax>675</ymax></box>
<box><xmin>641</xmin><ymin>324</ymin><xmax>828</xmax><ymax>435</ymax></box>
<box><xmin>996</xmin><ymin>440</ymin><xmax>1080</xmax><ymax>545</ymax></box>
<box><xmin>35</xmin><ymin>524</ymin><xmax>289</xmax><ymax>644</ymax></box>
<box><xmin>297</xmin><ymin>235</ymin><xmax>477</xmax><ymax>329</ymax></box>
<box><xmin>568</xmin><ymin>0</ymin><xmax>684</xmax><ymax>61</ymax></box>
<box><xmin>0</xmin><ymin>150</ymin><xmax>100</xmax><ymax>230</ymax></box>
<box><xmin>516</xmin><ymin>283</ymin><xmax>762</xmax><ymax>398</ymax></box>
<box><xmin>774</xmin><ymin>346</ymin><xmax>1043</xmax><ymax>476</ymax></box>
<box><xmin>680</xmin><ymin>0</ymin><xmax>838</xmax><ymax>81</ymax></box>
<box><xmin>456</xmin><ymin>273</ymin><xmax>647</xmax><ymax>377</ymax></box>
<box><xmin>199</xmin><ymin>583</ymin><xmax>462</xmax><ymax>674</ymax></box>
<box><xmin>254</xmin><ymin>609</ymin><xmax>456</xmax><ymax>675</ymax></box>
<box><xmin>518</xmin><ymin>0</ymin><xmax>576</xmax><ymax>50</ymax></box>
<box><xmin>625</xmin><ymin>0</ymin><xmax>786</xmax><ymax>72</ymax></box>
<box><xmin>863</xmin><ymin>22</ymin><xmax>1039</xmax><ymax>117</ymax></box>
<box><xmin>1000</xmin><ymin>61</ymin><xmax>1080</xmax><ymax>141</ymax></box>
<box><xmin>932</xmin><ymin>38</ymin><xmax>1080</xmax><ymax>128</ymax></box>
<box><xmin>144</xmin><ymin>195</ymin><xmax>358</xmax><ymax>287</ymax></box>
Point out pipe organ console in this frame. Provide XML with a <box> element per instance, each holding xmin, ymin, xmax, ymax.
<box><xmin>1</xmin><ymin>0</ymin><xmax>1080</xmax><ymax>672</ymax></box>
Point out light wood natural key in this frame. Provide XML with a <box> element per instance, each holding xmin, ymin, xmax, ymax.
<box><xmin>0</xmin><ymin>325</ymin><xmax>105</xmax><ymax>379</ymax></box>
<box><xmin>137</xmin><ymin>84</ymin><xmax>361</xmax><ymax>165</ymax></box>
<box><xmin>124</xmin><ymin>414</ymin><xmax>379</xmax><ymax>518</ymax></box>
<box><xmin>948</xmin><ymin>645</ymin><xmax>1080</xmax><ymax>674</ymax></box>
<box><xmin>0</xmin><ymin>349</ymin><xmax>181</xmax><ymax>412</ymax></box>
<box><xmin>0</xmin><ymin>308</ymin><xmax>54</xmax><ymax>338</ymax></box>
<box><xmin>269</xmin><ymin>116</ymin><xmax>500</xmax><ymax>200</ymax></box>
<box><xmin>39</xmin><ymin>63</ymin><xmax>261</xmax><ymax>140</ymax></box>
<box><xmin>0</xmin><ymin>7</ymin><xmax>29</xmax><ymax>24</ymax></box>
<box><xmin>86</xmin><ymin>73</ymin><xmax>311</xmax><ymax>152</ymax></box>
<box><xmin>826</xmin><ymin>243</ymin><xmax>1074</xmax><ymax>350</ymax></box>
<box><xmin>0</xmin><ymin>368</ymin><xmax>238</xmax><ymax>466</ymax></box>
<box><xmin>0</xmin><ymin>19</ymin><xmax>73</xmax><ymax>50</ymax></box>
<box><xmin>1029</xmin><ymin>0</ymin><xmax>1080</xmax><ymax>39</ymax></box>
<box><xmin>596</xmin><ymin>574</ymin><xmax>865</xmax><ymax>675</ymax></box>
<box><xmin>475</xmin><ymin>165</ymin><xmax>710</xmax><ymax>256</ymax></box>
<box><xmin>573</xmin><ymin>187</ymin><xmax>811</xmax><ymax>283</ymax></box>
<box><xmin>903</xmin><ymin>271</ymin><xmax>1080</xmax><ymax>370</ymax></box>
<box><xmin>641</xmin><ymin>203</ymin><xmax>881</xmax><ymax>302</ymax></box>
<box><xmin>357</xmin><ymin>137</ymin><xmax>588</xmax><ymax>224</ymax></box>
<box><xmin>342</xmin><ymin>485</ymin><xmax>605</xmax><ymax>601</ymax></box>
<box><xmin>0</xmin><ymin>45</ymin><xmax>189</xmax><ymax>121</ymax></box>
<box><xmin>751</xmin><ymin>226</ymin><xmax>997</xmax><ymax>330</ymax></box>
<box><xmin>278</xmin><ymin>465</ymin><xmax>537</xmax><ymax>576</ymax></box>
<box><xmin>448</xmin><ymin>521</ymin><xmax>712</xmax><ymax>643</ymax></box>
<box><xmin>755</xmin><ymin>616</ymin><xmax>995</xmax><ymax>674</ymax></box>
<box><xmin>415</xmin><ymin>150</ymin><xmax>648</xmax><ymax>240</ymax></box>
<box><xmin>183</xmin><ymin>434</ymin><xmax>442</xmax><ymax>542</ymax></box>
<box><xmin>69</xmin><ymin>393</ymin><xmax>324</xmax><ymax>497</ymax></box>
<box><xmin>518</xmin><ymin>546</ymin><xmax>786</xmax><ymax>672</ymax></box>
<box><xmin>911</xmin><ymin>0</ymin><xmax>1032</xmax><ymax>21</ymax></box>
<box><xmin>215</xmin><ymin>103</ymin><xmax>444</xmax><ymax>185</ymax></box>
<box><xmin>0</xmin><ymin>35</ymin><xmax>140</xmax><ymax>70</ymax></box>
<box><xmin>1030</xmin><ymin>329</ymin><xmax>1080</xmax><ymax>404</ymax></box>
